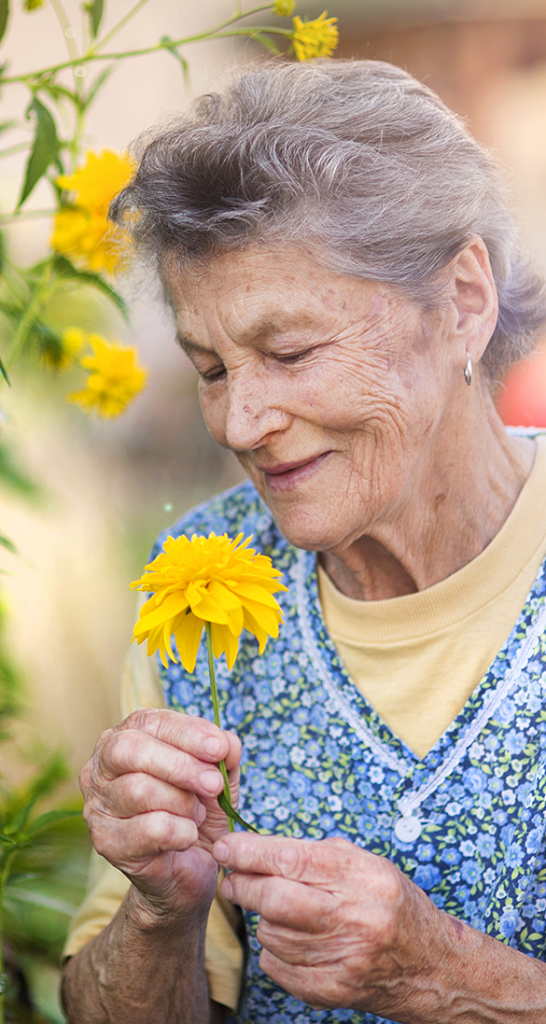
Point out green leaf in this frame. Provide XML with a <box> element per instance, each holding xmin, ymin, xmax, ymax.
<box><xmin>4</xmin><ymin>886</ymin><xmax>77</xmax><ymax>915</ymax></box>
<box><xmin>88</xmin><ymin>0</ymin><xmax>103</xmax><ymax>39</ymax></box>
<box><xmin>0</xmin><ymin>442</ymin><xmax>41</xmax><ymax>500</ymax></box>
<box><xmin>26</xmin><ymin>808</ymin><xmax>81</xmax><ymax>836</ymax></box>
<box><xmin>10</xmin><ymin>796</ymin><xmax>38</xmax><ymax>834</ymax></box>
<box><xmin>0</xmin><ymin>533</ymin><xmax>17</xmax><ymax>556</ymax></box>
<box><xmin>0</xmin><ymin>0</ymin><xmax>9</xmax><ymax>46</ymax></box>
<box><xmin>84</xmin><ymin>63</ymin><xmax>115</xmax><ymax>108</ymax></box>
<box><xmin>0</xmin><ymin>119</ymin><xmax>18</xmax><ymax>135</ymax></box>
<box><xmin>251</xmin><ymin>31</ymin><xmax>282</xmax><ymax>55</ymax></box>
<box><xmin>0</xmin><ymin>831</ymin><xmax>17</xmax><ymax>845</ymax></box>
<box><xmin>17</xmin><ymin>96</ymin><xmax>59</xmax><ymax>209</ymax></box>
<box><xmin>53</xmin><ymin>255</ymin><xmax>129</xmax><ymax>322</ymax></box>
<box><xmin>0</xmin><ymin>355</ymin><xmax>10</xmax><ymax>386</ymax></box>
<box><xmin>217</xmin><ymin>790</ymin><xmax>260</xmax><ymax>833</ymax></box>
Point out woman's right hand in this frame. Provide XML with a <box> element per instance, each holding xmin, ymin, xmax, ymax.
<box><xmin>79</xmin><ymin>709</ymin><xmax>241</xmax><ymax>921</ymax></box>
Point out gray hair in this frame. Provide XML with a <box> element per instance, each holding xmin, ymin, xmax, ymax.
<box><xmin>111</xmin><ymin>59</ymin><xmax>546</xmax><ymax>377</ymax></box>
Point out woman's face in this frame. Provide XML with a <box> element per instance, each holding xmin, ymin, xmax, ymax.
<box><xmin>166</xmin><ymin>245</ymin><xmax>462</xmax><ymax>555</ymax></box>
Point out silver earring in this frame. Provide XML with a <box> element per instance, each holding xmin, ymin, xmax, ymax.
<box><xmin>464</xmin><ymin>352</ymin><xmax>473</xmax><ymax>386</ymax></box>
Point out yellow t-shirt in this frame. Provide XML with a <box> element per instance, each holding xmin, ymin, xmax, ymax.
<box><xmin>318</xmin><ymin>433</ymin><xmax>546</xmax><ymax>759</ymax></box>
<box><xmin>64</xmin><ymin>432</ymin><xmax>546</xmax><ymax>1008</ymax></box>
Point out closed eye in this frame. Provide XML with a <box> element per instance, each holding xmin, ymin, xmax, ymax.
<box><xmin>200</xmin><ymin>365</ymin><xmax>226</xmax><ymax>382</ymax></box>
<box><xmin>276</xmin><ymin>348</ymin><xmax>313</xmax><ymax>365</ymax></box>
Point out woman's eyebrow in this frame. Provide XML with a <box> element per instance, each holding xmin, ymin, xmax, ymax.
<box><xmin>175</xmin><ymin>314</ymin><xmax>316</xmax><ymax>355</ymax></box>
<box><xmin>175</xmin><ymin>331</ymin><xmax>210</xmax><ymax>356</ymax></box>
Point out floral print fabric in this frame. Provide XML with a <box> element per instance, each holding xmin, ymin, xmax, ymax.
<box><xmin>156</xmin><ymin>481</ymin><xmax>546</xmax><ymax>1024</ymax></box>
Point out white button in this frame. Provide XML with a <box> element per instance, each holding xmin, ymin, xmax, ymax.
<box><xmin>394</xmin><ymin>815</ymin><xmax>422</xmax><ymax>843</ymax></box>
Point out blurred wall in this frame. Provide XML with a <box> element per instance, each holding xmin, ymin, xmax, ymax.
<box><xmin>0</xmin><ymin>1</ymin><xmax>246</xmax><ymax>773</ymax></box>
<box><xmin>4</xmin><ymin>1</ymin><xmax>546</xmax><ymax>776</ymax></box>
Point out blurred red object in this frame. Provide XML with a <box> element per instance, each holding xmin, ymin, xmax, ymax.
<box><xmin>496</xmin><ymin>342</ymin><xmax>546</xmax><ymax>428</ymax></box>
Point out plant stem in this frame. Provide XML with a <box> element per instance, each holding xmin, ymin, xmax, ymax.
<box><xmin>0</xmin><ymin>848</ymin><xmax>17</xmax><ymax>1024</ymax></box>
<box><xmin>4</xmin><ymin>261</ymin><xmax>55</xmax><ymax>373</ymax></box>
<box><xmin>0</xmin><ymin>5</ymin><xmax>284</xmax><ymax>85</ymax></box>
<box><xmin>93</xmin><ymin>0</ymin><xmax>152</xmax><ymax>53</ymax></box>
<box><xmin>205</xmin><ymin>623</ymin><xmax>235</xmax><ymax>833</ymax></box>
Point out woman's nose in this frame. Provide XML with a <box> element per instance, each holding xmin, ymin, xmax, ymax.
<box><xmin>224</xmin><ymin>378</ymin><xmax>290</xmax><ymax>452</ymax></box>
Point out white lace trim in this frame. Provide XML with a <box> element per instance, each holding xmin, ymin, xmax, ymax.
<box><xmin>398</xmin><ymin>600</ymin><xmax>546</xmax><ymax>819</ymax></box>
<box><xmin>296</xmin><ymin>548</ymin><xmax>546</xmax><ymax>817</ymax></box>
<box><xmin>296</xmin><ymin>550</ymin><xmax>408</xmax><ymax>774</ymax></box>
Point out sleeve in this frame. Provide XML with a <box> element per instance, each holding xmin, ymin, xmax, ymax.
<box><xmin>63</xmin><ymin>617</ymin><xmax>245</xmax><ymax>1013</ymax></box>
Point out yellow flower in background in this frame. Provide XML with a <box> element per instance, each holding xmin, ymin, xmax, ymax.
<box><xmin>292</xmin><ymin>11</ymin><xmax>339</xmax><ymax>61</ymax></box>
<box><xmin>273</xmin><ymin>0</ymin><xmax>294</xmax><ymax>15</ymax></box>
<box><xmin>23</xmin><ymin>0</ymin><xmax>44</xmax><ymax>9</ymax></box>
<box><xmin>68</xmin><ymin>334</ymin><xmax>147</xmax><ymax>418</ymax></box>
<box><xmin>131</xmin><ymin>532</ymin><xmax>288</xmax><ymax>671</ymax></box>
<box><xmin>40</xmin><ymin>327</ymin><xmax>85</xmax><ymax>371</ymax></box>
<box><xmin>51</xmin><ymin>150</ymin><xmax>136</xmax><ymax>274</ymax></box>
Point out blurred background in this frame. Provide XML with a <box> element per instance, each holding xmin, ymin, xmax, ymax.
<box><xmin>1</xmin><ymin>0</ymin><xmax>546</xmax><ymax>777</ymax></box>
<box><xmin>2</xmin><ymin>0</ymin><xmax>546</xmax><ymax>1017</ymax></box>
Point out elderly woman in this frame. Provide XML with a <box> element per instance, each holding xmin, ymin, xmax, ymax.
<box><xmin>62</xmin><ymin>60</ymin><xmax>546</xmax><ymax>1024</ymax></box>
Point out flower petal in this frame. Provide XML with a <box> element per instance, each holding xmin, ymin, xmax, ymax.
<box><xmin>174</xmin><ymin>612</ymin><xmax>205</xmax><ymax>673</ymax></box>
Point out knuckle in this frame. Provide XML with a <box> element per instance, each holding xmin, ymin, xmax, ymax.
<box><xmin>278</xmin><ymin>842</ymin><xmax>304</xmax><ymax>879</ymax></box>
<box><xmin>104</xmin><ymin>729</ymin><xmax>142</xmax><ymax>774</ymax></box>
<box><xmin>78</xmin><ymin>761</ymin><xmax>92</xmax><ymax>796</ymax></box>
<box><xmin>126</xmin><ymin>773</ymin><xmax>152</xmax><ymax>808</ymax></box>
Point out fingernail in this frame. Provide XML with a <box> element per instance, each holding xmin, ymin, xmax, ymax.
<box><xmin>214</xmin><ymin>841</ymin><xmax>229</xmax><ymax>863</ymax></box>
<box><xmin>203</xmin><ymin>736</ymin><xmax>221</xmax><ymax>756</ymax></box>
<box><xmin>221</xmin><ymin>874</ymin><xmax>233</xmax><ymax>898</ymax></box>
<box><xmin>200</xmin><ymin>770</ymin><xmax>221</xmax><ymax>793</ymax></box>
<box><xmin>196</xmin><ymin>803</ymin><xmax>207</xmax><ymax>825</ymax></box>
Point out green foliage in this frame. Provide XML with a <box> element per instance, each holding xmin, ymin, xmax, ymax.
<box><xmin>0</xmin><ymin>0</ymin><xmax>8</xmax><ymax>48</ymax></box>
<box><xmin>51</xmin><ymin>256</ymin><xmax>129</xmax><ymax>323</ymax></box>
<box><xmin>18</xmin><ymin>99</ymin><xmax>60</xmax><ymax>210</ymax></box>
<box><xmin>87</xmin><ymin>0</ymin><xmax>104</xmax><ymax>39</ymax></box>
<box><xmin>0</xmin><ymin>444</ymin><xmax>41</xmax><ymax>503</ymax></box>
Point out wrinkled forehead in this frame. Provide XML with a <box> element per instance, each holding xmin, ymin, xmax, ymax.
<box><xmin>162</xmin><ymin>243</ymin><xmax>397</xmax><ymax>350</ymax></box>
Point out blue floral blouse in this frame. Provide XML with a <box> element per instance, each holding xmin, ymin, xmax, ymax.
<box><xmin>155</xmin><ymin>480</ymin><xmax>546</xmax><ymax>1024</ymax></box>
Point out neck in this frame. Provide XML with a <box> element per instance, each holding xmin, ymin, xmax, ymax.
<box><xmin>319</xmin><ymin>382</ymin><xmax>535</xmax><ymax>601</ymax></box>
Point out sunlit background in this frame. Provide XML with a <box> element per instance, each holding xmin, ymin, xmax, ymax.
<box><xmin>2</xmin><ymin>0</ymin><xmax>546</xmax><ymax>1017</ymax></box>
<box><xmin>3</xmin><ymin>0</ymin><xmax>546</xmax><ymax>781</ymax></box>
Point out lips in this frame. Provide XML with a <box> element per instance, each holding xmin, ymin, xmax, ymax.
<box><xmin>258</xmin><ymin>456</ymin><xmax>323</xmax><ymax>476</ymax></box>
<box><xmin>256</xmin><ymin>452</ymin><xmax>331</xmax><ymax>490</ymax></box>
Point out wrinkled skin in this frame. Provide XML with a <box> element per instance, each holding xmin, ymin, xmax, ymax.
<box><xmin>64</xmin><ymin>241</ymin><xmax>543</xmax><ymax>1024</ymax></box>
<box><xmin>170</xmin><ymin>240</ymin><xmax>533</xmax><ymax>600</ymax></box>
<box><xmin>80</xmin><ymin>708</ymin><xmax>241</xmax><ymax>918</ymax></box>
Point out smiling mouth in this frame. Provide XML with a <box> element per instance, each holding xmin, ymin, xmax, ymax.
<box><xmin>257</xmin><ymin>452</ymin><xmax>331</xmax><ymax>489</ymax></box>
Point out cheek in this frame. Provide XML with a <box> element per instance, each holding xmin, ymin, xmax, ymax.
<box><xmin>198</xmin><ymin>386</ymin><xmax>228</xmax><ymax>447</ymax></box>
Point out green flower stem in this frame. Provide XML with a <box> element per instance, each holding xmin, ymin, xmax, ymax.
<box><xmin>0</xmin><ymin>847</ymin><xmax>17</xmax><ymax>1024</ymax></box>
<box><xmin>93</xmin><ymin>0</ymin><xmax>152</xmax><ymax>54</ymax></box>
<box><xmin>205</xmin><ymin>623</ymin><xmax>235</xmax><ymax>833</ymax></box>
<box><xmin>205</xmin><ymin>623</ymin><xmax>259</xmax><ymax>834</ymax></box>
<box><xmin>0</xmin><ymin>5</ymin><xmax>288</xmax><ymax>85</ymax></box>
<box><xmin>5</xmin><ymin>261</ymin><xmax>55</xmax><ymax>372</ymax></box>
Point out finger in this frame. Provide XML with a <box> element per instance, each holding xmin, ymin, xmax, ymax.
<box><xmin>258</xmin><ymin>950</ymin><xmax>332</xmax><ymax>1010</ymax></box>
<box><xmin>257</xmin><ymin>919</ymin><xmax>335</xmax><ymax>966</ymax></box>
<box><xmin>220</xmin><ymin>872</ymin><xmax>335</xmax><ymax>932</ymax></box>
<box><xmin>90</xmin><ymin>809</ymin><xmax>200</xmax><ymax>865</ymax></box>
<box><xmin>100</xmin><ymin>772</ymin><xmax>206</xmax><ymax>822</ymax></box>
<box><xmin>213</xmin><ymin>833</ymin><xmax>357</xmax><ymax>884</ymax></box>
<box><xmin>116</xmin><ymin>710</ymin><xmax>241</xmax><ymax>771</ymax></box>
<box><xmin>97</xmin><ymin>728</ymin><xmax>226</xmax><ymax>801</ymax></box>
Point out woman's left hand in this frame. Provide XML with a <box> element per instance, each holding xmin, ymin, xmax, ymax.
<box><xmin>212</xmin><ymin>833</ymin><xmax>546</xmax><ymax>1023</ymax></box>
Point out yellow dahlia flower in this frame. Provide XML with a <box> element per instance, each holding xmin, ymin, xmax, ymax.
<box><xmin>130</xmin><ymin>532</ymin><xmax>288</xmax><ymax>672</ymax></box>
<box><xmin>51</xmin><ymin>150</ymin><xmax>136</xmax><ymax>274</ymax></box>
<box><xmin>274</xmin><ymin>0</ymin><xmax>294</xmax><ymax>15</ymax></box>
<box><xmin>68</xmin><ymin>334</ymin><xmax>147</xmax><ymax>418</ymax></box>
<box><xmin>40</xmin><ymin>327</ymin><xmax>85</xmax><ymax>371</ymax></box>
<box><xmin>292</xmin><ymin>11</ymin><xmax>339</xmax><ymax>61</ymax></box>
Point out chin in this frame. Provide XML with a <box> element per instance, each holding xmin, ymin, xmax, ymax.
<box><xmin>268</xmin><ymin>507</ymin><xmax>343</xmax><ymax>554</ymax></box>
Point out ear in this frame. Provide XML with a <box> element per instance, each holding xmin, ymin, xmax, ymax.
<box><xmin>448</xmin><ymin>237</ymin><xmax>498</xmax><ymax>364</ymax></box>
